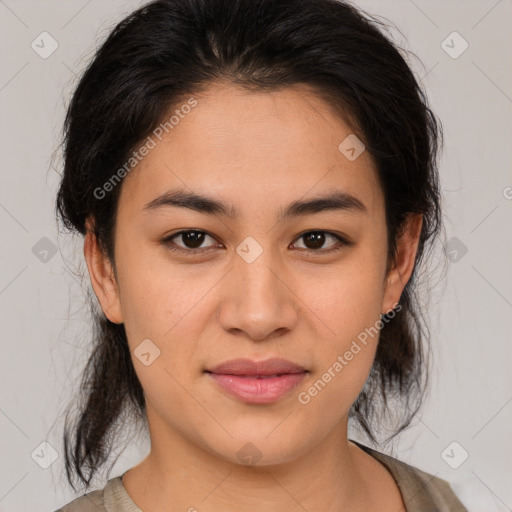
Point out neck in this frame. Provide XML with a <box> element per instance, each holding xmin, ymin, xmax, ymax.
<box><xmin>122</xmin><ymin>409</ymin><xmax>379</xmax><ymax>512</ymax></box>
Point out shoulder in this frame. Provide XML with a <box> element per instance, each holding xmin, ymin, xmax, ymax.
<box><xmin>350</xmin><ymin>439</ymin><xmax>468</xmax><ymax>512</ymax></box>
<box><xmin>54</xmin><ymin>487</ymin><xmax>105</xmax><ymax>512</ymax></box>
<box><xmin>54</xmin><ymin>475</ymin><xmax>141</xmax><ymax>512</ymax></box>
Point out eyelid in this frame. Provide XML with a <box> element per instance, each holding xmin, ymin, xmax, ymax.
<box><xmin>162</xmin><ymin>229</ymin><xmax>351</xmax><ymax>254</ymax></box>
<box><xmin>291</xmin><ymin>230</ymin><xmax>350</xmax><ymax>252</ymax></box>
<box><xmin>162</xmin><ymin>230</ymin><xmax>220</xmax><ymax>253</ymax></box>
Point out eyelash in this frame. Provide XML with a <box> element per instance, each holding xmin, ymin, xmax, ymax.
<box><xmin>161</xmin><ymin>230</ymin><xmax>351</xmax><ymax>255</ymax></box>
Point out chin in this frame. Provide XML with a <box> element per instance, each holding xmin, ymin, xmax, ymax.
<box><xmin>199</xmin><ymin>427</ymin><xmax>314</xmax><ymax>468</ymax></box>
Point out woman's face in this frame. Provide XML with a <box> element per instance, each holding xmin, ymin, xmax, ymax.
<box><xmin>86</xmin><ymin>82</ymin><xmax>420</xmax><ymax>466</ymax></box>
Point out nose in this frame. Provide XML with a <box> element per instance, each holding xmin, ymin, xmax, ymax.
<box><xmin>218</xmin><ymin>246</ymin><xmax>299</xmax><ymax>342</ymax></box>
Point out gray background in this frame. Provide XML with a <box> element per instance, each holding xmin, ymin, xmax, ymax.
<box><xmin>0</xmin><ymin>0</ymin><xmax>511</xmax><ymax>510</ymax></box>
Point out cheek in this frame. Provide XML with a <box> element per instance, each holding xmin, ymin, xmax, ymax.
<box><xmin>294</xmin><ymin>247</ymin><xmax>386</xmax><ymax>405</ymax></box>
<box><xmin>114</xmin><ymin>238</ymin><xmax>195</xmax><ymax>341</ymax></box>
<box><xmin>304</xmin><ymin>246</ymin><xmax>386</xmax><ymax>340</ymax></box>
<box><xmin>114</xmin><ymin>240</ymin><xmax>224</xmax><ymax>384</ymax></box>
<box><xmin>118</xmin><ymin>262</ymin><xmax>215</xmax><ymax>428</ymax></box>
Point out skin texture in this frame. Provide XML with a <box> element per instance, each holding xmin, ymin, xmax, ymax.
<box><xmin>84</xmin><ymin>82</ymin><xmax>422</xmax><ymax>511</ymax></box>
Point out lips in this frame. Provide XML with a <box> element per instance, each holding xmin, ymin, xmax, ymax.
<box><xmin>205</xmin><ymin>358</ymin><xmax>307</xmax><ymax>404</ymax></box>
<box><xmin>206</xmin><ymin>357</ymin><xmax>307</xmax><ymax>377</ymax></box>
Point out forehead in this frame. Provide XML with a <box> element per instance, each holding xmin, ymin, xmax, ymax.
<box><xmin>118</xmin><ymin>82</ymin><xmax>383</xmax><ymax>219</ymax></box>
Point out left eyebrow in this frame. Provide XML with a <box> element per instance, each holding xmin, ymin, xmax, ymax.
<box><xmin>280</xmin><ymin>192</ymin><xmax>368</xmax><ymax>220</ymax></box>
<box><xmin>142</xmin><ymin>188</ymin><xmax>368</xmax><ymax>219</ymax></box>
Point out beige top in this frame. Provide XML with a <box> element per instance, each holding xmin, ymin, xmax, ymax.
<box><xmin>55</xmin><ymin>440</ymin><xmax>468</xmax><ymax>511</ymax></box>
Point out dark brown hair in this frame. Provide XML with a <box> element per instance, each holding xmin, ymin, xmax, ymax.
<box><xmin>56</xmin><ymin>0</ymin><xmax>444</xmax><ymax>491</ymax></box>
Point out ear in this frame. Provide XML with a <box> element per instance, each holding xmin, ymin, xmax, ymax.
<box><xmin>381</xmin><ymin>213</ymin><xmax>423</xmax><ymax>315</ymax></box>
<box><xmin>83</xmin><ymin>218</ymin><xmax>123</xmax><ymax>324</ymax></box>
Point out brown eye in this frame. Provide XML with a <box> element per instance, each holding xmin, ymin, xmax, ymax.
<box><xmin>177</xmin><ymin>231</ymin><xmax>207</xmax><ymax>249</ymax></box>
<box><xmin>164</xmin><ymin>230</ymin><xmax>219</xmax><ymax>253</ymax></box>
<box><xmin>292</xmin><ymin>231</ymin><xmax>349</xmax><ymax>252</ymax></box>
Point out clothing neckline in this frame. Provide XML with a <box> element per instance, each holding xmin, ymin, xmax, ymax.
<box><xmin>349</xmin><ymin>439</ymin><xmax>443</xmax><ymax>511</ymax></box>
